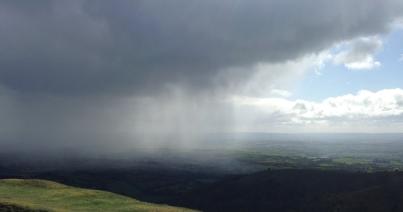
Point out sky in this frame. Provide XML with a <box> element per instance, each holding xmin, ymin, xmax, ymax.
<box><xmin>294</xmin><ymin>28</ymin><xmax>403</xmax><ymax>101</ymax></box>
<box><xmin>232</xmin><ymin>26</ymin><xmax>403</xmax><ymax>133</ymax></box>
<box><xmin>0</xmin><ymin>0</ymin><xmax>402</xmax><ymax>154</ymax></box>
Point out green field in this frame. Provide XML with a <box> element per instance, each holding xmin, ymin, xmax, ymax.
<box><xmin>0</xmin><ymin>179</ymin><xmax>195</xmax><ymax>212</ymax></box>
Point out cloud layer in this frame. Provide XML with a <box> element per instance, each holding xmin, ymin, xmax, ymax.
<box><xmin>233</xmin><ymin>89</ymin><xmax>403</xmax><ymax>132</ymax></box>
<box><xmin>0</xmin><ymin>0</ymin><xmax>402</xmax><ymax>95</ymax></box>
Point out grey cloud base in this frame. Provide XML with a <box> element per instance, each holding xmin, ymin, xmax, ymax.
<box><xmin>0</xmin><ymin>0</ymin><xmax>402</xmax><ymax>95</ymax></box>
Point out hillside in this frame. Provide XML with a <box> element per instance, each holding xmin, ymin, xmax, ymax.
<box><xmin>0</xmin><ymin>179</ymin><xmax>195</xmax><ymax>212</ymax></box>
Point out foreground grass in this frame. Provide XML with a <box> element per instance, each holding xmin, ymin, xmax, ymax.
<box><xmin>0</xmin><ymin>179</ymin><xmax>195</xmax><ymax>212</ymax></box>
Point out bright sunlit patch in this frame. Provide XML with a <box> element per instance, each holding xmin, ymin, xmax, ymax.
<box><xmin>232</xmin><ymin>89</ymin><xmax>403</xmax><ymax>132</ymax></box>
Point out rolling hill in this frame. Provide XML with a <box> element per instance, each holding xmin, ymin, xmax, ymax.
<box><xmin>0</xmin><ymin>179</ymin><xmax>195</xmax><ymax>212</ymax></box>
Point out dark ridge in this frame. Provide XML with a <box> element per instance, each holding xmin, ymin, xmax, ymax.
<box><xmin>0</xmin><ymin>203</ymin><xmax>47</xmax><ymax>212</ymax></box>
<box><xmin>180</xmin><ymin>169</ymin><xmax>403</xmax><ymax>212</ymax></box>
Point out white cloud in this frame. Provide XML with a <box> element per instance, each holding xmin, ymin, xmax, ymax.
<box><xmin>333</xmin><ymin>36</ymin><xmax>382</xmax><ymax>70</ymax></box>
<box><xmin>270</xmin><ymin>89</ymin><xmax>292</xmax><ymax>98</ymax></box>
<box><xmin>342</xmin><ymin>56</ymin><xmax>381</xmax><ymax>70</ymax></box>
<box><xmin>400</xmin><ymin>54</ymin><xmax>403</xmax><ymax>61</ymax></box>
<box><xmin>231</xmin><ymin>89</ymin><xmax>403</xmax><ymax>132</ymax></box>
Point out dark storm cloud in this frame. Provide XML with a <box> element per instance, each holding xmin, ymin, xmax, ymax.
<box><xmin>0</xmin><ymin>0</ymin><xmax>402</xmax><ymax>155</ymax></box>
<box><xmin>0</xmin><ymin>0</ymin><xmax>402</xmax><ymax>96</ymax></box>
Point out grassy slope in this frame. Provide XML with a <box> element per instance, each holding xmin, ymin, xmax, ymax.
<box><xmin>0</xmin><ymin>179</ymin><xmax>195</xmax><ymax>212</ymax></box>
